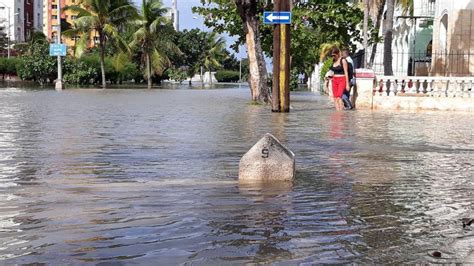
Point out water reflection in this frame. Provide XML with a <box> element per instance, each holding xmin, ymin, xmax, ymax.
<box><xmin>0</xmin><ymin>87</ymin><xmax>472</xmax><ymax>264</ymax></box>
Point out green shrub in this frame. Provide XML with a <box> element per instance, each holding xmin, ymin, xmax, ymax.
<box><xmin>215</xmin><ymin>70</ymin><xmax>239</xmax><ymax>82</ymax></box>
<box><xmin>0</xmin><ymin>57</ymin><xmax>20</xmax><ymax>78</ymax></box>
<box><xmin>7</xmin><ymin>58</ymin><xmax>19</xmax><ymax>75</ymax></box>
<box><xmin>76</xmin><ymin>54</ymin><xmax>141</xmax><ymax>84</ymax></box>
<box><xmin>17</xmin><ymin>41</ymin><xmax>56</xmax><ymax>84</ymax></box>
<box><xmin>117</xmin><ymin>61</ymin><xmax>141</xmax><ymax>83</ymax></box>
<box><xmin>167</xmin><ymin>67</ymin><xmax>188</xmax><ymax>84</ymax></box>
<box><xmin>319</xmin><ymin>58</ymin><xmax>333</xmax><ymax>81</ymax></box>
<box><xmin>290</xmin><ymin>68</ymin><xmax>299</xmax><ymax>91</ymax></box>
<box><xmin>0</xmin><ymin>58</ymin><xmax>4</xmax><ymax>75</ymax></box>
<box><xmin>63</xmin><ymin>58</ymin><xmax>98</xmax><ymax>84</ymax></box>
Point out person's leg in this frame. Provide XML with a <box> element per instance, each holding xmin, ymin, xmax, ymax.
<box><xmin>343</xmin><ymin>90</ymin><xmax>352</xmax><ymax>110</ymax></box>
<box><xmin>337</xmin><ymin>98</ymin><xmax>344</xmax><ymax>110</ymax></box>
<box><xmin>332</xmin><ymin>78</ymin><xmax>340</xmax><ymax>110</ymax></box>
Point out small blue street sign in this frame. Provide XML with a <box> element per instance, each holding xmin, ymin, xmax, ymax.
<box><xmin>49</xmin><ymin>44</ymin><xmax>67</xmax><ymax>56</ymax></box>
<box><xmin>263</xmin><ymin>11</ymin><xmax>292</xmax><ymax>24</ymax></box>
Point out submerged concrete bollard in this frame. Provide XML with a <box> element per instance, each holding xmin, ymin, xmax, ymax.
<box><xmin>239</xmin><ymin>133</ymin><xmax>295</xmax><ymax>182</ymax></box>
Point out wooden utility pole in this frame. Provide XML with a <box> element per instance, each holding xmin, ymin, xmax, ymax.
<box><xmin>271</xmin><ymin>0</ymin><xmax>291</xmax><ymax>112</ymax></box>
<box><xmin>271</xmin><ymin>0</ymin><xmax>281</xmax><ymax>112</ymax></box>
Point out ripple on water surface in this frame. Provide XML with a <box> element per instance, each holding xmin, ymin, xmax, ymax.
<box><xmin>0</xmin><ymin>87</ymin><xmax>473</xmax><ymax>264</ymax></box>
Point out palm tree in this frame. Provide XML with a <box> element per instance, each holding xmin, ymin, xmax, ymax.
<box><xmin>363</xmin><ymin>0</ymin><xmax>369</xmax><ymax>67</ymax></box>
<box><xmin>360</xmin><ymin>0</ymin><xmax>413</xmax><ymax>70</ymax></box>
<box><xmin>382</xmin><ymin>0</ymin><xmax>413</xmax><ymax>75</ymax></box>
<box><xmin>383</xmin><ymin>0</ymin><xmax>395</xmax><ymax>75</ymax></box>
<box><xmin>130</xmin><ymin>0</ymin><xmax>180</xmax><ymax>88</ymax></box>
<box><xmin>397</xmin><ymin>0</ymin><xmax>413</xmax><ymax>15</ymax></box>
<box><xmin>202</xmin><ymin>32</ymin><xmax>227</xmax><ymax>85</ymax></box>
<box><xmin>367</xmin><ymin>0</ymin><xmax>385</xmax><ymax>68</ymax></box>
<box><xmin>66</xmin><ymin>0</ymin><xmax>138</xmax><ymax>88</ymax></box>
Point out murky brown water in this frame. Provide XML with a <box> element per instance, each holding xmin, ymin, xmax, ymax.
<box><xmin>0</xmin><ymin>85</ymin><xmax>473</xmax><ymax>264</ymax></box>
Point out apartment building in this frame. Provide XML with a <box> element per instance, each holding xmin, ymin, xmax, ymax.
<box><xmin>0</xmin><ymin>0</ymin><xmax>42</xmax><ymax>43</ymax></box>
<box><xmin>43</xmin><ymin>0</ymin><xmax>79</xmax><ymax>46</ymax></box>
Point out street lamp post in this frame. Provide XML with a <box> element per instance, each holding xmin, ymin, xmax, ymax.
<box><xmin>55</xmin><ymin>1</ymin><xmax>64</xmax><ymax>90</ymax></box>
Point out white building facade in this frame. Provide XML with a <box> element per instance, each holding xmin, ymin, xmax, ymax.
<box><xmin>0</xmin><ymin>0</ymin><xmax>23</xmax><ymax>42</ymax></box>
<box><xmin>371</xmin><ymin>0</ymin><xmax>474</xmax><ymax>77</ymax></box>
<box><xmin>431</xmin><ymin>0</ymin><xmax>474</xmax><ymax>76</ymax></box>
<box><xmin>0</xmin><ymin>0</ymin><xmax>43</xmax><ymax>44</ymax></box>
<box><xmin>371</xmin><ymin>0</ymin><xmax>436</xmax><ymax>76</ymax></box>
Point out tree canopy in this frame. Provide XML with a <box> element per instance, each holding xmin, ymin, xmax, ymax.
<box><xmin>193</xmin><ymin>0</ymin><xmax>364</xmax><ymax>79</ymax></box>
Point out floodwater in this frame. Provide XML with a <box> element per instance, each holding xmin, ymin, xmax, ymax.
<box><xmin>0</xmin><ymin>85</ymin><xmax>473</xmax><ymax>264</ymax></box>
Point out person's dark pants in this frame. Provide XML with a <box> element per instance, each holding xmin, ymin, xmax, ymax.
<box><xmin>342</xmin><ymin>89</ymin><xmax>352</xmax><ymax>109</ymax></box>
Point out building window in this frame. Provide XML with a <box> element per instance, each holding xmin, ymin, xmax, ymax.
<box><xmin>52</xmin><ymin>15</ymin><xmax>58</xmax><ymax>20</ymax></box>
<box><xmin>52</xmin><ymin>5</ymin><xmax>57</xmax><ymax>9</ymax></box>
<box><xmin>71</xmin><ymin>15</ymin><xmax>77</xmax><ymax>20</ymax></box>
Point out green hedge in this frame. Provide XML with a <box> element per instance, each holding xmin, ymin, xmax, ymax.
<box><xmin>63</xmin><ymin>58</ymin><xmax>98</xmax><ymax>84</ymax></box>
<box><xmin>0</xmin><ymin>57</ymin><xmax>20</xmax><ymax>77</ymax></box>
<box><xmin>215</xmin><ymin>70</ymin><xmax>240</xmax><ymax>82</ymax></box>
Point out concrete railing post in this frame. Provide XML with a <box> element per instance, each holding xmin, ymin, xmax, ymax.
<box><xmin>354</xmin><ymin>69</ymin><xmax>375</xmax><ymax>109</ymax></box>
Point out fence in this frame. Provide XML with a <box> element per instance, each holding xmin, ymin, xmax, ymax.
<box><xmin>370</xmin><ymin>50</ymin><xmax>474</xmax><ymax>77</ymax></box>
<box><xmin>376</xmin><ymin>76</ymin><xmax>474</xmax><ymax>98</ymax></box>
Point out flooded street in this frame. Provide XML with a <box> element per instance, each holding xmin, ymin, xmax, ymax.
<box><xmin>0</xmin><ymin>86</ymin><xmax>473</xmax><ymax>264</ymax></box>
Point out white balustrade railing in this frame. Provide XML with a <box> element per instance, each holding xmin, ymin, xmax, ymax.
<box><xmin>375</xmin><ymin>76</ymin><xmax>474</xmax><ymax>98</ymax></box>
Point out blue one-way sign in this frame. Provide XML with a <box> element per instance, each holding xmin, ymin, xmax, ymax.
<box><xmin>49</xmin><ymin>43</ymin><xmax>67</xmax><ymax>56</ymax></box>
<box><xmin>263</xmin><ymin>11</ymin><xmax>292</xmax><ymax>24</ymax></box>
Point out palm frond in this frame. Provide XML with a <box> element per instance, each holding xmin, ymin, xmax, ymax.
<box><xmin>64</xmin><ymin>5</ymin><xmax>92</xmax><ymax>17</ymax></box>
<box><xmin>103</xmin><ymin>24</ymin><xmax>130</xmax><ymax>53</ymax></box>
<box><xmin>74</xmin><ymin>32</ymin><xmax>91</xmax><ymax>58</ymax></box>
<box><xmin>319</xmin><ymin>41</ymin><xmax>341</xmax><ymax>62</ymax></box>
<box><xmin>151</xmin><ymin>49</ymin><xmax>170</xmax><ymax>75</ymax></box>
<box><xmin>74</xmin><ymin>16</ymin><xmax>99</xmax><ymax>31</ymax></box>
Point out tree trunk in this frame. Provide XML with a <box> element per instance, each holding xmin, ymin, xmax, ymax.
<box><xmin>235</xmin><ymin>0</ymin><xmax>268</xmax><ymax>103</ymax></box>
<box><xmin>369</xmin><ymin>0</ymin><xmax>386</xmax><ymax>68</ymax></box>
<box><xmin>99</xmin><ymin>32</ymin><xmax>107</xmax><ymax>89</ymax></box>
<box><xmin>383</xmin><ymin>0</ymin><xmax>395</xmax><ymax>75</ymax></box>
<box><xmin>363</xmin><ymin>0</ymin><xmax>369</xmax><ymax>67</ymax></box>
<box><xmin>146</xmin><ymin>52</ymin><xmax>152</xmax><ymax>89</ymax></box>
<box><xmin>209</xmin><ymin>69</ymin><xmax>212</xmax><ymax>85</ymax></box>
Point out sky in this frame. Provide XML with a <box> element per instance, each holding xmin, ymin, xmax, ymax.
<box><xmin>134</xmin><ymin>0</ymin><xmax>248</xmax><ymax>59</ymax></box>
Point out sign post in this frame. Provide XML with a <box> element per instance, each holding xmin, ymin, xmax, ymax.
<box><xmin>265</xmin><ymin>2</ymin><xmax>291</xmax><ymax>112</ymax></box>
<box><xmin>55</xmin><ymin>2</ymin><xmax>64</xmax><ymax>91</ymax></box>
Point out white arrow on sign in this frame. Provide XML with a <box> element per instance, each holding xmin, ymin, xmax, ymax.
<box><xmin>266</xmin><ymin>13</ymin><xmax>290</xmax><ymax>22</ymax></box>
